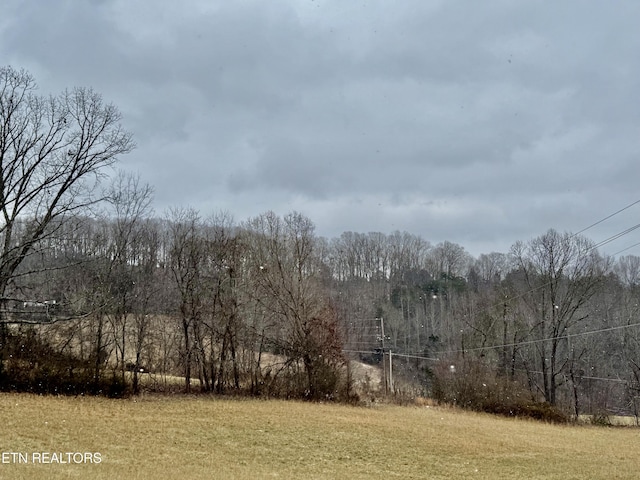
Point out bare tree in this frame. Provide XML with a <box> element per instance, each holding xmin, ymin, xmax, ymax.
<box><xmin>510</xmin><ymin>229</ymin><xmax>607</xmax><ymax>405</ymax></box>
<box><xmin>206</xmin><ymin>213</ymin><xmax>244</xmax><ymax>394</ymax></box>
<box><xmin>428</xmin><ymin>240</ymin><xmax>471</xmax><ymax>279</ymax></box>
<box><xmin>0</xmin><ymin>66</ymin><xmax>134</xmax><ymax>328</ymax></box>
<box><xmin>102</xmin><ymin>171</ymin><xmax>154</xmax><ymax>387</ymax></box>
<box><xmin>167</xmin><ymin>208</ymin><xmax>210</xmax><ymax>393</ymax></box>
<box><xmin>615</xmin><ymin>255</ymin><xmax>640</xmax><ymax>287</ymax></box>
<box><xmin>243</xmin><ymin>212</ymin><xmax>345</xmax><ymax>399</ymax></box>
<box><xmin>475</xmin><ymin>252</ymin><xmax>508</xmax><ymax>284</ymax></box>
<box><xmin>127</xmin><ymin>219</ymin><xmax>163</xmax><ymax>394</ymax></box>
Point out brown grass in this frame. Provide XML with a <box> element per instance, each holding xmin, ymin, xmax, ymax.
<box><xmin>0</xmin><ymin>393</ymin><xmax>639</xmax><ymax>479</ymax></box>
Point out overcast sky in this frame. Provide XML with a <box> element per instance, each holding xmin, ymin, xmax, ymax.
<box><xmin>2</xmin><ymin>1</ymin><xmax>640</xmax><ymax>257</ymax></box>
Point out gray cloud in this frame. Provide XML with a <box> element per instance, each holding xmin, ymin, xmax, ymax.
<box><xmin>2</xmin><ymin>0</ymin><xmax>640</xmax><ymax>256</ymax></box>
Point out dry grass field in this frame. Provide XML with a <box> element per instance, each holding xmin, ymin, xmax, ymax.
<box><xmin>1</xmin><ymin>393</ymin><xmax>639</xmax><ymax>480</ymax></box>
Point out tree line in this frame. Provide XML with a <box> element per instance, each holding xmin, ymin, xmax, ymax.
<box><xmin>322</xmin><ymin>228</ymin><xmax>640</xmax><ymax>419</ymax></box>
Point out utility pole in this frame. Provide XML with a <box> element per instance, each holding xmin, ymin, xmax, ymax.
<box><xmin>380</xmin><ymin>317</ymin><xmax>388</xmax><ymax>394</ymax></box>
<box><xmin>389</xmin><ymin>350</ymin><xmax>394</xmax><ymax>395</ymax></box>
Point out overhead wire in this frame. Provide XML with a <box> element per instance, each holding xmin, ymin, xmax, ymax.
<box><xmin>592</xmin><ymin>223</ymin><xmax>640</xmax><ymax>251</ymax></box>
<box><xmin>572</xmin><ymin>198</ymin><xmax>640</xmax><ymax>237</ymax></box>
<box><xmin>436</xmin><ymin>321</ymin><xmax>640</xmax><ymax>355</ymax></box>
<box><xmin>611</xmin><ymin>241</ymin><xmax>640</xmax><ymax>257</ymax></box>
<box><xmin>575</xmin><ymin>199</ymin><xmax>640</xmax><ymax>258</ymax></box>
<box><xmin>465</xmin><ymin>200</ymin><xmax>640</xmax><ymax>336</ymax></box>
<box><xmin>452</xmin><ymin>221</ymin><xmax>640</xmax><ymax>337</ymax></box>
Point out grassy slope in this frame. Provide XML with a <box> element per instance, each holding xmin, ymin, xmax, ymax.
<box><xmin>0</xmin><ymin>393</ymin><xmax>638</xmax><ymax>480</ymax></box>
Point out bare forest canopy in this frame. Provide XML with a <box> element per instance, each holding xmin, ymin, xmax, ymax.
<box><xmin>2</xmin><ymin>66</ymin><xmax>640</xmax><ymax>419</ymax></box>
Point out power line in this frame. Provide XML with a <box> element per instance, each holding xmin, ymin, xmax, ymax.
<box><xmin>612</xmin><ymin>241</ymin><xmax>640</xmax><ymax>257</ymax></box>
<box><xmin>435</xmin><ymin>321</ymin><xmax>640</xmax><ymax>356</ymax></box>
<box><xmin>343</xmin><ymin>349</ymin><xmax>383</xmax><ymax>355</ymax></box>
<box><xmin>390</xmin><ymin>352</ymin><xmax>439</xmax><ymax>361</ymax></box>
<box><xmin>346</xmin><ymin>321</ymin><xmax>640</xmax><ymax>360</ymax></box>
<box><xmin>342</xmin><ymin>349</ymin><xmax>438</xmax><ymax>362</ymax></box>
<box><xmin>522</xmin><ymin>369</ymin><xmax>629</xmax><ymax>384</ymax></box>
<box><xmin>592</xmin><ymin>223</ymin><xmax>640</xmax><ymax>251</ymax></box>
<box><xmin>452</xmin><ymin>202</ymin><xmax>640</xmax><ymax>323</ymax></box>
<box><xmin>473</xmin><ymin>220</ymin><xmax>640</xmax><ymax>334</ymax></box>
<box><xmin>573</xmin><ymin>198</ymin><xmax>640</xmax><ymax>237</ymax></box>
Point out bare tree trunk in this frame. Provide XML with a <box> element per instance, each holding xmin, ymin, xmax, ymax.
<box><xmin>230</xmin><ymin>332</ymin><xmax>240</xmax><ymax>390</ymax></box>
<box><xmin>216</xmin><ymin>329</ymin><xmax>228</xmax><ymax>394</ymax></box>
<box><xmin>93</xmin><ymin>313</ymin><xmax>106</xmax><ymax>393</ymax></box>
<box><xmin>182</xmin><ymin>317</ymin><xmax>192</xmax><ymax>394</ymax></box>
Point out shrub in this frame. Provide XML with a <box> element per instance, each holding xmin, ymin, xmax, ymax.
<box><xmin>0</xmin><ymin>329</ymin><xmax>130</xmax><ymax>397</ymax></box>
<box><xmin>431</xmin><ymin>358</ymin><xmax>568</xmax><ymax>424</ymax></box>
<box><xmin>590</xmin><ymin>412</ymin><xmax>612</xmax><ymax>426</ymax></box>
